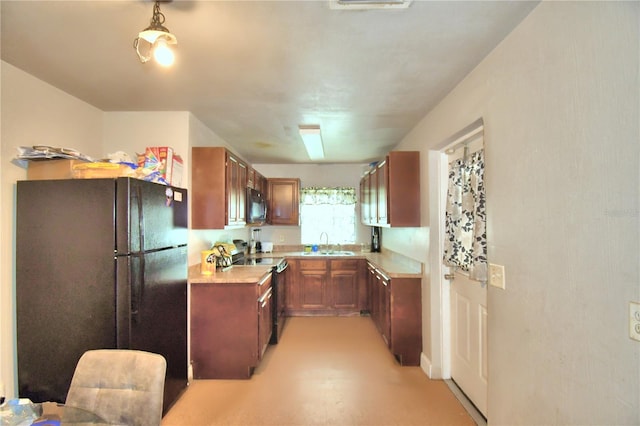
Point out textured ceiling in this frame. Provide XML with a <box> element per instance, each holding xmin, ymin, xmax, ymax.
<box><xmin>1</xmin><ymin>0</ymin><xmax>538</xmax><ymax>164</ymax></box>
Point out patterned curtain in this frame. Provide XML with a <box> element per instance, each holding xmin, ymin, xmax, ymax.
<box><xmin>443</xmin><ymin>149</ymin><xmax>487</xmax><ymax>282</ymax></box>
<box><xmin>300</xmin><ymin>187</ymin><xmax>357</xmax><ymax>205</ymax></box>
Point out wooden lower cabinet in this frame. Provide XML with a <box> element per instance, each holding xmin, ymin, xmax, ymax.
<box><xmin>367</xmin><ymin>262</ymin><xmax>421</xmax><ymax>366</ymax></box>
<box><xmin>297</xmin><ymin>259</ymin><xmax>327</xmax><ymax>310</ymax></box>
<box><xmin>285</xmin><ymin>257</ymin><xmax>421</xmax><ymax>366</ymax></box>
<box><xmin>287</xmin><ymin>258</ymin><xmax>366</xmax><ymax>316</ymax></box>
<box><xmin>190</xmin><ymin>273</ymin><xmax>272</xmax><ymax>379</ymax></box>
<box><xmin>330</xmin><ymin>259</ymin><xmax>363</xmax><ymax>310</ymax></box>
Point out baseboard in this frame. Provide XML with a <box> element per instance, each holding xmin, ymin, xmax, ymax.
<box><xmin>419</xmin><ymin>352</ymin><xmax>442</xmax><ymax>379</ymax></box>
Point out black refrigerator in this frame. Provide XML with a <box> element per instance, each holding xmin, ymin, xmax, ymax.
<box><xmin>16</xmin><ymin>177</ymin><xmax>188</xmax><ymax>414</ymax></box>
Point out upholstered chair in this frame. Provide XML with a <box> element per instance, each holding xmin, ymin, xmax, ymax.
<box><xmin>65</xmin><ymin>349</ymin><xmax>166</xmax><ymax>426</ymax></box>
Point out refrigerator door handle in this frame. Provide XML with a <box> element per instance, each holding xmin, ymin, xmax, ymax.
<box><xmin>136</xmin><ymin>184</ymin><xmax>145</xmax><ymax>253</ymax></box>
<box><xmin>130</xmin><ymin>184</ymin><xmax>146</xmax><ymax>254</ymax></box>
<box><xmin>130</xmin><ymin>255</ymin><xmax>144</xmax><ymax>324</ymax></box>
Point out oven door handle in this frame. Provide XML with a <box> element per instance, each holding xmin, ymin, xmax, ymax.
<box><xmin>258</xmin><ymin>286</ymin><xmax>273</xmax><ymax>305</ymax></box>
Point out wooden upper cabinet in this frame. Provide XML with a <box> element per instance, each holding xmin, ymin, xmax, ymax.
<box><xmin>386</xmin><ymin>151</ymin><xmax>420</xmax><ymax>227</ymax></box>
<box><xmin>255</xmin><ymin>172</ymin><xmax>267</xmax><ymax>195</ymax></box>
<box><xmin>256</xmin><ymin>174</ymin><xmax>268</xmax><ymax>195</ymax></box>
<box><xmin>247</xmin><ymin>168</ymin><xmax>256</xmax><ymax>189</ymax></box>
<box><xmin>267</xmin><ymin>178</ymin><xmax>300</xmax><ymax>226</ymax></box>
<box><xmin>359</xmin><ymin>151</ymin><xmax>420</xmax><ymax>227</ymax></box>
<box><xmin>247</xmin><ymin>167</ymin><xmax>268</xmax><ymax>195</ymax></box>
<box><xmin>191</xmin><ymin>147</ymin><xmax>247</xmax><ymax>229</ymax></box>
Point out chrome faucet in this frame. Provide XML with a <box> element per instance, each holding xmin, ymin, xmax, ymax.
<box><xmin>319</xmin><ymin>232</ymin><xmax>329</xmax><ymax>253</ymax></box>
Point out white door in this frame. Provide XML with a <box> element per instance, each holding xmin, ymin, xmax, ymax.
<box><xmin>450</xmin><ymin>269</ymin><xmax>488</xmax><ymax>416</ymax></box>
<box><xmin>445</xmin><ymin>132</ymin><xmax>488</xmax><ymax>417</ymax></box>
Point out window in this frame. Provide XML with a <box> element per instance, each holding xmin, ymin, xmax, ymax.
<box><xmin>300</xmin><ymin>187</ymin><xmax>356</xmax><ymax>245</ymax></box>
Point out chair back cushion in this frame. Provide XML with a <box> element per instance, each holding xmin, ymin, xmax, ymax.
<box><xmin>66</xmin><ymin>349</ymin><xmax>166</xmax><ymax>426</ymax></box>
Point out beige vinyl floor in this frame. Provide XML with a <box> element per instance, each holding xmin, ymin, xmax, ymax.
<box><xmin>162</xmin><ymin>316</ymin><xmax>475</xmax><ymax>426</ymax></box>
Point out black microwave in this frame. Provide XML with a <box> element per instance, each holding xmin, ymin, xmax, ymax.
<box><xmin>247</xmin><ymin>188</ymin><xmax>267</xmax><ymax>224</ymax></box>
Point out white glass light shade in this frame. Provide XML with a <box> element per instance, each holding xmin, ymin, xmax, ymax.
<box><xmin>134</xmin><ymin>30</ymin><xmax>177</xmax><ymax>65</ymax></box>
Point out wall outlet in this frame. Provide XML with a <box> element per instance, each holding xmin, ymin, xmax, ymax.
<box><xmin>629</xmin><ymin>301</ymin><xmax>640</xmax><ymax>342</ymax></box>
<box><xmin>488</xmin><ymin>263</ymin><xmax>505</xmax><ymax>289</ymax></box>
<box><xmin>278</xmin><ymin>235</ymin><xmax>285</xmax><ymax>243</ymax></box>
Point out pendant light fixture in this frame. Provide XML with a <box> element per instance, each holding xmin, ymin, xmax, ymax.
<box><xmin>133</xmin><ymin>0</ymin><xmax>177</xmax><ymax>67</ymax></box>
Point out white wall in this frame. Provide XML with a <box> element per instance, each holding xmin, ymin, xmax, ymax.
<box><xmin>393</xmin><ymin>2</ymin><xmax>639</xmax><ymax>423</ymax></box>
<box><xmin>0</xmin><ymin>61</ymin><xmax>104</xmax><ymax>398</ymax></box>
<box><xmin>103</xmin><ymin>111</ymin><xmax>191</xmax><ymax>174</ymax></box>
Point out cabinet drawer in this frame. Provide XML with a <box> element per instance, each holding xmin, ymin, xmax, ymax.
<box><xmin>299</xmin><ymin>259</ymin><xmax>327</xmax><ymax>270</ymax></box>
<box><xmin>330</xmin><ymin>259</ymin><xmax>359</xmax><ymax>270</ymax></box>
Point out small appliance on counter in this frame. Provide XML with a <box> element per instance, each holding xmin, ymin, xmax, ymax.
<box><xmin>252</xmin><ymin>228</ymin><xmax>262</xmax><ymax>253</ymax></box>
<box><xmin>371</xmin><ymin>226</ymin><xmax>381</xmax><ymax>252</ymax></box>
<box><xmin>262</xmin><ymin>242</ymin><xmax>273</xmax><ymax>253</ymax></box>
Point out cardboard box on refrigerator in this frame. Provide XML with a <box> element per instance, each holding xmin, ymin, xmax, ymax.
<box><xmin>27</xmin><ymin>159</ymin><xmax>90</xmax><ymax>180</ymax></box>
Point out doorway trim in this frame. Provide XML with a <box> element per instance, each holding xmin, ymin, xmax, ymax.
<box><xmin>425</xmin><ymin>117</ymin><xmax>484</xmax><ymax>380</ymax></box>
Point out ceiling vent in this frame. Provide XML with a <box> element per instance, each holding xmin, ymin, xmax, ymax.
<box><xmin>329</xmin><ymin>0</ymin><xmax>412</xmax><ymax>10</ymax></box>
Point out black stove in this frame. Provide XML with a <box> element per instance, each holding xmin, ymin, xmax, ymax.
<box><xmin>234</xmin><ymin>256</ymin><xmax>277</xmax><ymax>266</ymax></box>
<box><xmin>229</xmin><ymin>241</ymin><xmax>288</xmax><ymax>345</ymax></box>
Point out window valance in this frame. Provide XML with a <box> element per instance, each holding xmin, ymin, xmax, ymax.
<box><xmin>300</xmin><ymin>187</ymin><xmax>357</xmax><ymax>205</ymax></box>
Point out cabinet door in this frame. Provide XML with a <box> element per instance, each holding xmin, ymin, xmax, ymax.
<box><xmin>360</xmin><ymin>174</ymin><xmax>369</xmax><ymax>225</ymax></box>
<box><xmin>330</xmin><ymin>259</ymin><xmax>360</xmax><ymax>310</ymax></box>
<box><xmin>377</xmin><ymin>160</ymin><xmax>388</xmax><ymax>225</ymax></box>
<box><xmin>330</xmin><ymin>270</ymin><xmax>358</xmax><ymax>309</ymax></box>
<box><xmin>227</xmin><ymin>155</ymin><xmax>240</xmax><ymax>225</ymax></box>
<box><xmin>247</xmin><ymin>168</ymin><xmax>255</xmax><ymax>189</ymax></box>
<box><xmin>238</xmin><ymin>162</ymin><xmax>247</xmax><ymax>224</ymax></box>
<box><xmin>191</xmin><ymin>147</ymin><xmax>226</xmax><ymax>229</ymax></box>
<box><xmin>387</xmin><ymin>151</ymin><xmax>420</xmax><ymax>227</ymax></box>
<box><xmin>191</xmin><ymin>283</ymin><xmax>258</xmax><ymax>379</ymax></box>
<box><xmin>367</xmin><ymin>264</ymin><xmax>379</xmax><ymax>326</ymax></box>
<box><xmin>268</xmin><ymin>178</ymin><xmax>300</xmax><ymax>225</ymax></box>
<box><xmin>256</xmin><ymin>173</ymin><xmax>268</xmax><ymax>195</ymax></box>
<box><xmin>372</xmin><ymin>269</ymin><xmax>390</xmax><ymax>346</ymax></box>
<box><xmin>257</xmin><ymin>276</ymin><xmax>273</xmax><ymax>360</ymax></box>
<box><xmin>388</xmin><ymin>277</ymin><xmax>422</xmax><ymax>366</ymax></box>
<box><xmin>226</xmin><ymin>154</ymin><xmax>247</xmax><ymax>226</ymax></box>
<box><xmin>369</xmin><ymin>167</ymin><xmax>378</xmax><ymax>226</ymax></box>
<box><xmin>285</xmin><ymin>260</ymin><xmax>299</xmax><ymax>312</ymax></box>
<box><xmin>299</xmin><ymin>270</ymin><xmax>328</xmax><ymax>309</ymax></box>
<box><xmin>379</xmin><ymin>274</ymin><xmax>391</xmax><ymax>347</ymax></box>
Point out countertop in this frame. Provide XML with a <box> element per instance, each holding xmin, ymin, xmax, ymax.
<box><xmin>188</xmin><ymin>250</ymin><xmax>422</xmax><ymax>284</ymax></box>
<box><xmin>189</xmin><ymin>263</ymin><xmax>274</xmax><ymax>284</ymax></box>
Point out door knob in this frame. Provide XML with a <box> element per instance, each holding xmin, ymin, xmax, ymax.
<box><xmin>444</xmin><ymin>273</ymin><xmax>455</xmax><ymax>280</ymax></box>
